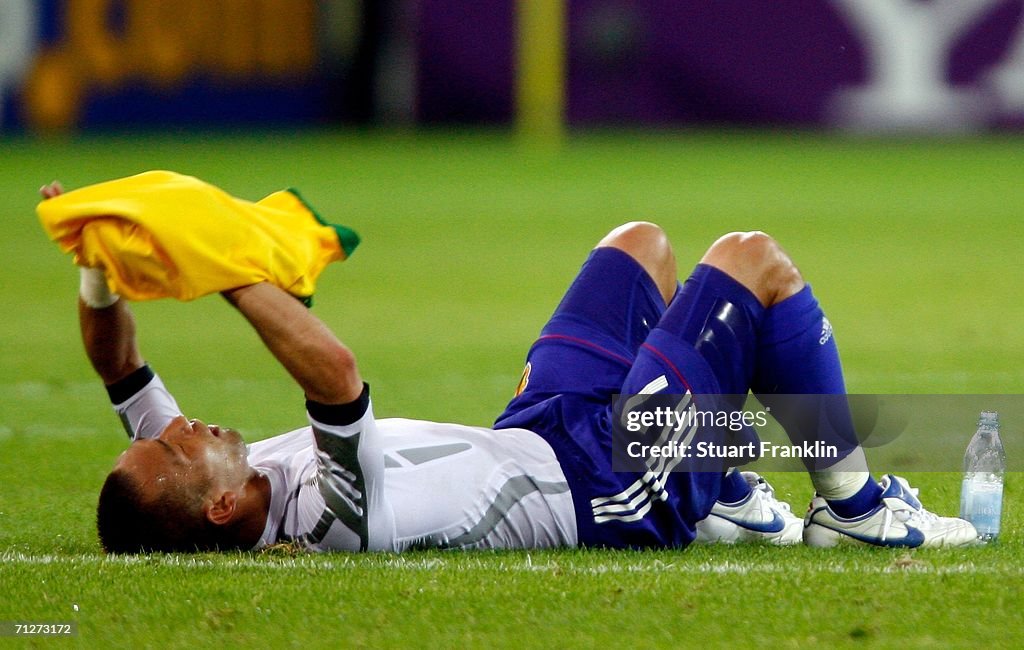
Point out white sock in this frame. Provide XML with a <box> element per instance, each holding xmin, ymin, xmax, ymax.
<box><xmin>808</xmin><ymin>447</ymin><xmax>871</xmax><ymax>500</ymax></box>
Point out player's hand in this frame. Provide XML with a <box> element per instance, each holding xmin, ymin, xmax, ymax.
<box><xmin>39</xmin><ymin>181</ymin><xmax>64</xmax><ymax>199</ymax></box>
<box><xmin>40</xmin><ymin>180</ymin><xmax>106</xmax><ymax>273</ymax></box>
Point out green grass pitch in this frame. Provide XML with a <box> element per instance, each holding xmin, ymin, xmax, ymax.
<box><xmin>1</xmin><ymin>130</ymin><xmax>1023</xmax><ymax>647</ymax></box>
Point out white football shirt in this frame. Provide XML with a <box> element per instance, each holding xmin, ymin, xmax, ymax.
<box><xmin>112</xmin><ymin>371</ymin><xmax>579</xmax><ymax>552</ymax></box>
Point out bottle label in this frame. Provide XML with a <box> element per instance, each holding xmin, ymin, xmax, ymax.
<box><xmin>960</xmin><ymin>479</ymin><xmax>1003</xmax><ymax>535</ymax></box>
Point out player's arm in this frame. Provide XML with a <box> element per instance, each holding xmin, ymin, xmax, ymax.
<box><xmin>77</xmin><ymin>273</ymin><xmax>180</xmax><ymax>441</ymax></box>
<box><xmin>223</xmin><ymin>283</ymin><xmax>395</xmax><ymax>550</ymax></box>
<box><xmin>221</xmin><ymin>282</ymin><xmax>363</xmax><ymax>405</ymax></box>
<box><xmin>78</xmin><ymin>291</ymin><xmax>144</xmax><ymax>385</ymax></box>
<box><xmin>223</xmin><ymin>282</ymin><xmax>393</xmax><ymax>550</ymax></box>
<box><xmin>42</xmin><ymin>181</ymin><xmax>179</xmax><ymax>440</ymax></box>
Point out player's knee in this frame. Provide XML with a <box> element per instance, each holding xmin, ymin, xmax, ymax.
<box><xmin>597</xmin><ymin>222</ymin><xmax>677</xmax><ymax>305</ymax></box>
<box><xmin>701</xmin><ymin>231</ymin><xmax>803</xmax><ymax>306</ymax></box>
<box><xmin>597</xmin><ymin>221</ymin><xmax>668</xmax><ymax>256</ymax></box>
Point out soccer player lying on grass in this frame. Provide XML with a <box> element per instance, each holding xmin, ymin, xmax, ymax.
<box><xmin>39</xmin><ymin>178</ymin><xmax>977</xmax><ymax>554</ymax></box>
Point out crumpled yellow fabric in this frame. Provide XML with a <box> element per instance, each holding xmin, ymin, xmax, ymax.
<box><xmin>37</xmin><ymin>170</ymin><xmax>358</xmax><ymax>304</ymax></box>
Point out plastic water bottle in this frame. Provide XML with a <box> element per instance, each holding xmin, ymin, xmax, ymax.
<box><xmin>959</xmin><ymin>411</ymin><xmax>1005</xmax><ymax>542</ymax></box>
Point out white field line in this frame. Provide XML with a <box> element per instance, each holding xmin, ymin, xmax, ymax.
<box><xmin>0</xmin><ymin>551</ymin><xmax>1018</xmax><ymax>576</ymax></box>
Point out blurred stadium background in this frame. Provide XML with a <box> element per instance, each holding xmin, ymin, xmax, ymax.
<box><xmin>4</xmin><ymin>0</ymin><xmax>1024</xmax><ymax>134</ymax></box>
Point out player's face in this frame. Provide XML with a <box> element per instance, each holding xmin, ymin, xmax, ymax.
<box><xmin>116</xmin><ymin>416</ymin><xmax>253</xmax><ymax>504</ymax></box>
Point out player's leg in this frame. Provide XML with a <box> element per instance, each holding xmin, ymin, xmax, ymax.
<box><xmin>616</xmin><ymin>231</ymin><xmax>803</xmax><ymax>545</ymax></box>
<box><xmin>700</xmin><ymin>231</ymin><xmax>876</xmax><ymax>502</ymax></box>
<box><xmin>496</xmin><ymin>222</ymin><xmax>703</xmax><ymax>549</ymax></box>
<box><xmin>700</xmin><ymin>232</ymin><xmax>976</xmax><ymax>547</ymax></box>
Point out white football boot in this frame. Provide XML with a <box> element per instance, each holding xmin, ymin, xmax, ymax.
<box><xmin>695</xmin><ymin>471</ymin><xmax>803</xmax><ymax>544</ymax></box>
<box><xmin>803</xmin><ymin>474</ymin><xmax>978</xmax><ymax>548</ymax></box>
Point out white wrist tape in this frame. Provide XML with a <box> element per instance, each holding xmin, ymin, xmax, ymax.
<box><xmin>79</xmin><ymin>267</ymin><xmax>119</xmax><ymax>309</ymax></box>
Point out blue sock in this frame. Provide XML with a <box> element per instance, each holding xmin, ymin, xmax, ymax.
<box><xmin>826</xmin><ymin>477</ymin><xmax>884</xmax><ymax>519</ymax></box>
<box><xmin>751</xmin><ymin>285</ymin><xmax>862</xmax><ymax>468</ymax></box>
<box><xmin>718</xmin><ymin>469</ymin><xmax>752</xmax><ymax>504</ymax></box>
<box><xmin>752</xmin><ymin>284</ymin><xmax>845</xmax><ymax>395</ymax></box>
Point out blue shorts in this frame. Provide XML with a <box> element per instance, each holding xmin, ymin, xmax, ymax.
<box><xmin>495</xmin><ymin>247</ymin><xmax>765</xmax><ymax>549</ymax></box>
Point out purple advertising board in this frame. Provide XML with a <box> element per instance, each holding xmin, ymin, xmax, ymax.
<box><xmin>416</xmin><ymin>0</ymin><xmax>1024</xmax><ymax>131</ymax></box>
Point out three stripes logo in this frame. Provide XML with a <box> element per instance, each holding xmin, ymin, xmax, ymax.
<box><xmin>591</xmin><ymin>375</ymin><xmax>696</xmax><ymax>525</ymax></box>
